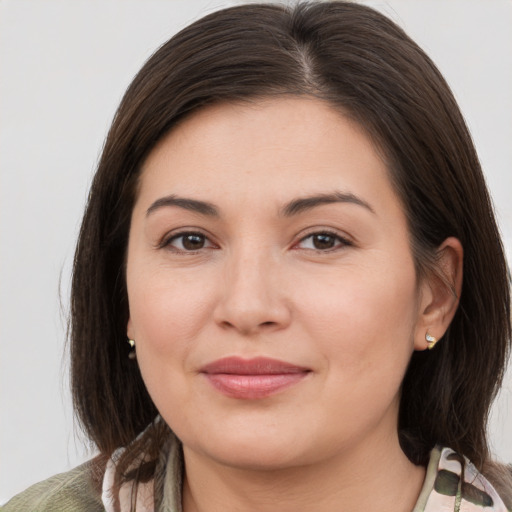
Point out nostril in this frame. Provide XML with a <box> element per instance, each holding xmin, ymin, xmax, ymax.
<box><xmin>219</xmin><ymin>319</ymin><xmax>278</xmax><ymax>333</ymax></box>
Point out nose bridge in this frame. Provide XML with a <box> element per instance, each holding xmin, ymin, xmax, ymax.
<box><xmin>230</xmin><ymin>242</ymin><xmax>273</xmax><ymax>300</ymax></box>
<box><xmin>214</xmin><ymin>238</ymin><xmax>289</xmax><ymax>334</ymax></box>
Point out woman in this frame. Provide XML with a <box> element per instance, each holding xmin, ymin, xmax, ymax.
<box><xmin>4</xmin><ymin>1</ymin><xmax>511</xmax><ymax>511</ymax></box>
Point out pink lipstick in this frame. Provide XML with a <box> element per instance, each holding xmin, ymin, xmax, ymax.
<box><xmin>200</xmin><ymin>357</ymin><xmax>310</xmax><ymax>399</ymax></box>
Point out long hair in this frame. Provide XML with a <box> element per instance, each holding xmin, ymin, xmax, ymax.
<box><xmin>70</xmin><ymin>0</ymin><xmax>511</xmax><ymax>492</ymax></box>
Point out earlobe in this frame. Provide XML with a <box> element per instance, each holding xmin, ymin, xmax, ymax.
<box><xmin>414</xmin><ymin>237</ymin><xmax>463</xmax><ymax>351</ymax></box>
<box><xmin>127</xmin><ymin>318</ymin><xmax>134</xmax><ymax>340</ymax></box>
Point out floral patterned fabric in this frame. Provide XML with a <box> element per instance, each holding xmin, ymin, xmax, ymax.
<box><xmin>413</xmin><ymin>446</ymin><xmax>509</xmax><ymax>512</ymax></box>
<box><xmin>3</xmin><ymin>442</ymin><xmax>509</xmax><ymax>511</ymax></box>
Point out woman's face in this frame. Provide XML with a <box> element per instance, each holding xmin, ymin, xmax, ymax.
<box><xmin>126</xmin><ymin>97</ymin><xmax>431</xmax><ymax>470</ymax></box>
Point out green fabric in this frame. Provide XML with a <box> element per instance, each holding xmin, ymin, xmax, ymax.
<box><xmin>2</xmin><ymin>461</ymin><xmax>104</xmax><ymax>512</ymax></box>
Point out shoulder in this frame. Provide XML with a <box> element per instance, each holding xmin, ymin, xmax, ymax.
<box><xmin>2</xmin><ymin>459</ymin><xmax>105</xmax><ymax>512</ymax></box>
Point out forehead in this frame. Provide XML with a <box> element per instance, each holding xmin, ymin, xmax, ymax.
<box><xmin>136</xmin><ymin>96</ymin><xmax>400</xmax><ymax>218</ymax></box>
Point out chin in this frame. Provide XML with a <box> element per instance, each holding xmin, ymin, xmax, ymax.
<box><xmin>179</xmin><ymin>419</ymin><xmax>329</xmax><ymax>471</ymax></box>
<box><xmin>203</xmin><ymin>442</ymin><xmax>306</xmax><ymax>471</ymax></box>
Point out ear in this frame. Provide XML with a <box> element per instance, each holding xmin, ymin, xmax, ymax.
<box><xmin>414</xmin><ymin>237</ymin><xmax>463</xmax><ymax>350</ymax></box>
<box><xmin>127</xmin><ymin>317</ymin><xmax>134</xmax><ymax>340</ymax></box>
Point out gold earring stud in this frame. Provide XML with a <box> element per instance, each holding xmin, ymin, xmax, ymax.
<box><xmin>426</xmin><ymin>333</ymin><xmax>438</xmax><ymax>350</ymax></box>
<box><xmin>128</xmin><ymin>339</ymin><xmax>136</xmax><ymax>359</ymax></box>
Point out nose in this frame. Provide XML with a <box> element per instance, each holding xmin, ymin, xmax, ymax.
<box><xmin>213</xmin><ymin>249</ymin><xmax>292</xmax><ymax>336</ymax></box>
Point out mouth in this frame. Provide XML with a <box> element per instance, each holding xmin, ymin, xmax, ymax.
<box><xmin>200</xmin><ymin>356</ymin><xmax>311</xmax><ymax>399</ymax></box>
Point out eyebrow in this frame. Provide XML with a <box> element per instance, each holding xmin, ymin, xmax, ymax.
<box><xmin>146</xmin><ymin>191</ymin><xmax>375</xmax><ymax>218</ymax></box>
<box><xmin>280</xmin><ymin>192</ymin><xmax>375</xmax><ymax>217</ymax></box>
<box><xmin>146</xmin><ymin>195</ymin><xmax>219</xmax><ymax>217</ymax></box>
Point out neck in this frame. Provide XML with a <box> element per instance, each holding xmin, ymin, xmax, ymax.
<box><xmin>181</xmin><ymin>431</ymin><xmax>425</xmax><ymax>512</ymax></box>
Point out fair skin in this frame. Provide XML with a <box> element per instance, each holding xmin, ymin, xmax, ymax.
<box><xmin>126</xmin><ymin>97</ymin><xmax>462</xmax><ymax>512</ymax></box>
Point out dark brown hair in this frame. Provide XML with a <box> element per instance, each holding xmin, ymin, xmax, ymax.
<box><xmin>71</xmin><ymin>0</ymin><xmax>511</xmax><ymax>491</ymax></box>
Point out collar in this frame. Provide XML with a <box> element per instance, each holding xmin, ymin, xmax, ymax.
<box><xmin>103</xmin><ymin>435</ymin><xmax>508</xmax><ymax>512</ymax></box>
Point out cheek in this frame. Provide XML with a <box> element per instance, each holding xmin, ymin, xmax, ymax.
<box><xmin>127</xmin><ymin>268</ymin><xmax>216</xmax><ymax>359</ymax></box>
<box><xmin>126</xmin><ymin>270</ymin><xmax>218</xmax><ymax>426</ymax></box>
<box><xmin>295</xmin><ymin>258</ymin><xmax>419</xmax><ymax>374</ymax></box>
<box><xmin>128</xmin><ymin>269</ymin><xmax>220</xmax><ymax>382</ymax></box>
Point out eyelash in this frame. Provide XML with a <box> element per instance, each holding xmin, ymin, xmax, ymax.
<box><xmin>294</xmin><ymin>230</ymin><xmax>352</xmax><ymax>252</ymax></box>
<box><xmin>160</xmin><ymin>229</ymin><xmax>352</xmax><ymax>254</ymax></box>
<box><xmin>160</xmin><ymin>231</ymin><xmax>216</xmax><ymax>253</ymax></box>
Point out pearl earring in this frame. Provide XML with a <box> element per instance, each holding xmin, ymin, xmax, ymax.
<box><xmin>426</xmin><ymin>332</ymin><xmax>438</xmax><ymax>350</ymax></box>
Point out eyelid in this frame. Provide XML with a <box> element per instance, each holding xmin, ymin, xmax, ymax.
<box><xmin>158</xmin><ymin>228</ymin><xmax>218</xmax><ymax>252</ymax></box>
<box><xmin>293</xmin><ymin>228</ymin><xmax>353</xmax><ymax>251</ymax></box>
<box><xmin>156</xmin><ymin>226</ymin><xmax>352</xmax><ymax>253</ymax></box>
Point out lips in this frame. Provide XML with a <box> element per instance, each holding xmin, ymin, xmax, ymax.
<box><xmin>200</xmin><ymin>357</ymin><xmax>310</xmax><ymax>399</ymax></box>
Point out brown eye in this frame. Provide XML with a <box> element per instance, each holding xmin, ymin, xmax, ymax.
<box><xmin>166</xmin><ymin>232</ymin><xmax>212</xmax><ymax>251</ymax></box>
<box><xmin>182</xmin><ymin>234</ymin><xmax>205</xmax><ymax>250</ymax></box>
<box><xmin>297</xmin><ymin>232</ymin><xmax>350</xmax><ymax>251</ymax></box>
<box><xmin>312</xmin><ymin>234</ymin><xmax>336</xmax><ymax>250</ymax></box>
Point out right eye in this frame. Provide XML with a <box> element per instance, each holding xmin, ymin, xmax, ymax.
<box><xmin>164</xmin><ymin>232</ymin><xmax>215</xmax><ymax>252</ymax></box>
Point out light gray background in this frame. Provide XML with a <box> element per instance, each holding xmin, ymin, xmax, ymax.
<box><xmin>1</xmin><ymin>0</ymin><xmax>511</xmax><ymax>504</ymax></box>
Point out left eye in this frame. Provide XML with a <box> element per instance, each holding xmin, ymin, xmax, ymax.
<box><xmin>165</xmin><ymin>232</ymin><xmax>214</xmax><ymax>251</ymax></box>
<box><xmin>297</xmin><ymin>232</ymin><xmax>348</xmax><ymax>251</ymax></box>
